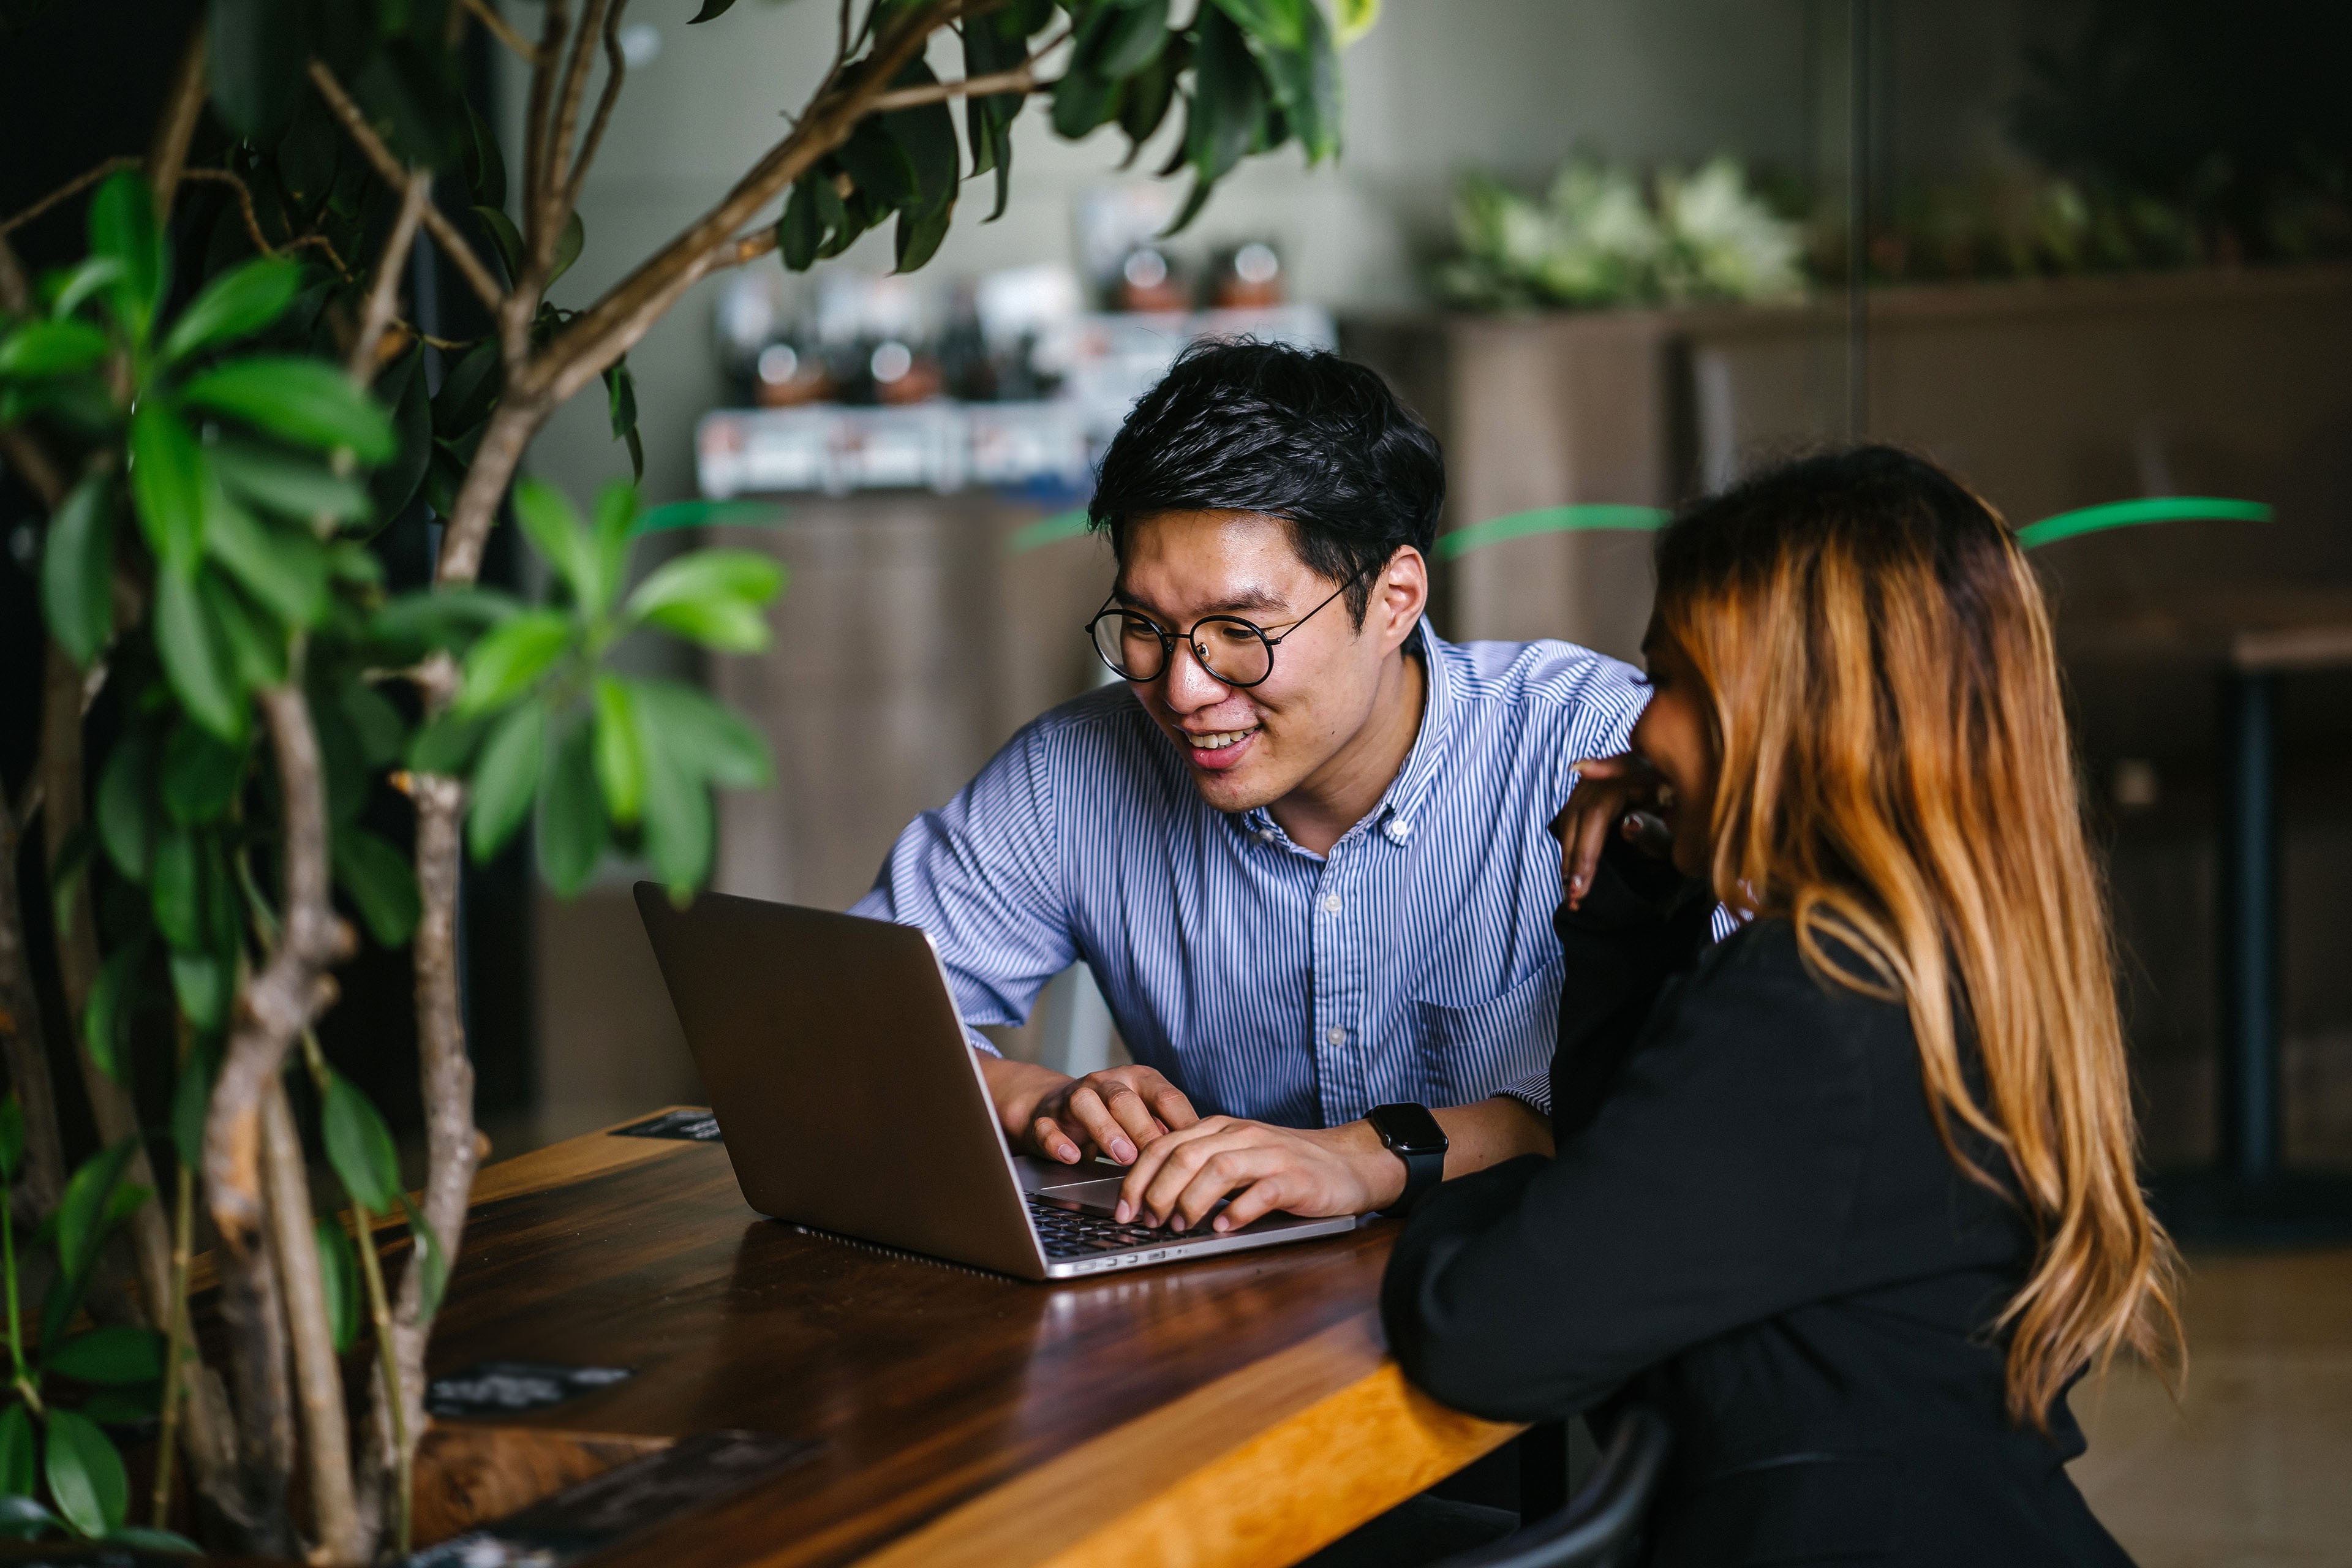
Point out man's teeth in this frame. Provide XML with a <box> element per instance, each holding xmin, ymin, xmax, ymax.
<box><xmin>1191</xmin><ymin>728</ymin><xmax>1256</xmax><ymax>751</ymax></box>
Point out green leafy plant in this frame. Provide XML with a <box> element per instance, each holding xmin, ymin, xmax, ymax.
<box><xmin>0</xmin><ymin>0</ymin><xmax>1359</xmax><ymax>1558</ymax></box>
<box><xmin>1438</xmin><ymin>153</ymin><xmax>1806</xmax><ymax>311</ymax></box>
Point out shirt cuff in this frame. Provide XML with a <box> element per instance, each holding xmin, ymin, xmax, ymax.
<box><xmin>1494</xmin><ymin>1070</ymin><xmax>1552</xmax><ymax>1120</ymax></box>
<box><xmin>965</xmin><ymin>1027</ymin><xmax>1003</xmax><ymax>1059</ymax></box>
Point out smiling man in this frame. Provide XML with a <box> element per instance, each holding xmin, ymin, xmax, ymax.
<box><xmin>850</xmin><ymin>341</ymin><xmax>1649</xmax><ymax>1231</ymax></box>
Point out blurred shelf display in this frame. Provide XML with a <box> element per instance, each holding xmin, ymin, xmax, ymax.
<box><xmin>698</xmin><ymin>303</ymin><xmax>1334</xmax><ymax>498</ymax></box>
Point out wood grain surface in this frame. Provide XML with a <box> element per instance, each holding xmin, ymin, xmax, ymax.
<box><xmin>421</xmin><ymin>1124</ymin><xmax>1517</xmax><ymax>1567</ymax></box>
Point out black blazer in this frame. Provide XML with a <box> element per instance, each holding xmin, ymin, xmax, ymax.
<box><xmin>1381</xmin><ymin>844</ymin><xmax>2135</xmax><ymax>1567</ymax></box>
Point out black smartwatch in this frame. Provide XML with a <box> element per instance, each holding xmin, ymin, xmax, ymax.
<box><xmin>1368</xmin><ymin>1102</ymin><xmax>1449</xmax><ymax>1217</ymax></box>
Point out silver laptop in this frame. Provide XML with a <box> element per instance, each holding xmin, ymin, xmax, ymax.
<box><xmin>633</xmin><ymin>886</ymin><xmax>1357</xmax><ymax>1281</ymax></box>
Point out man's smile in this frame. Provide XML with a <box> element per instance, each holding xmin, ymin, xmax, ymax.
<box><xmin>1181</xmin><ymin>723</ymin><xmax>1261</xmax><ymax>771</ymax></box>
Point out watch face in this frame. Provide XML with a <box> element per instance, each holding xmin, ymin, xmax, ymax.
<box><xmin>1370</xmin><ymin>1102</ymin><xmax>1447</xmax><ymax>1156</ymax></box>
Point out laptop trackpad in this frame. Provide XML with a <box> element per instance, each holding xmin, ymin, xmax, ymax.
<box><xmin>1031</xmin><ymin>1176</ymin><xmax>1129</xmax><ymax>1216</ymax></box>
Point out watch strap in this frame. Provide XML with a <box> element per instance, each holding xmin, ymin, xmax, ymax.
<box><xmin>1390</xmin><ymin>1145</ymin><xmax>1445</xmax><ymax>1216</ymax></box>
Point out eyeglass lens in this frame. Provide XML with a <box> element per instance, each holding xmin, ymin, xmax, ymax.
<box><xmin>1091</xmin><ymin>612</ymin><xmax>1274</xmax><ymax>686</ymax></box>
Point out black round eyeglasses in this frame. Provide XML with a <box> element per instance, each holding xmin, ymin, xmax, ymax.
<box><xmin>1083</xmin><ymin>573</ymin><xmax>1362</xmax><ymax>689</ymax></box>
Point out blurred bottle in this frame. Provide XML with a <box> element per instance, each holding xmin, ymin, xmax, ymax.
<box><xmin>1115</xmin><ymin>246</ymin><xmax>1188</xmax><ymax>312</ymax></box>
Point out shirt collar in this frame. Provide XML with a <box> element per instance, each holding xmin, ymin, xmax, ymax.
<box><xmin>1237</xmin><ymin>616</ymin><xmax>1456</xmax><ymax>850</ymax></box>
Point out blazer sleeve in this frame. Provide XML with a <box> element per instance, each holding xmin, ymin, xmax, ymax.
<box><xmin>1381</xmin><ymin>926</ymin><xmax>1877</xmax><ymax>1422</ymax></box>
<box><xmin>1549</xmin><ymin>837</ymin><xmax>1717</xmax><ymax>1136</ymax></box>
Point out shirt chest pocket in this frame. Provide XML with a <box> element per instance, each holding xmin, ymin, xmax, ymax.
<box><xmin>1410</xmin><ymin>958</ymin><xmax>1564</xmax><ymax>1106</ymax></box>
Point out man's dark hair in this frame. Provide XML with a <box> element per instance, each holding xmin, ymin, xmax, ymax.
<box><xmin>1087</xmin><ymin>341</ymin><xmax>1445</xmax><ymax>625</ymax></box>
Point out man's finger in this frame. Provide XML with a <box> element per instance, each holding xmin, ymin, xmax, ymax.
<box><xmin>1214</xmin><ymin>1175</ymin><xmax>1289</xmax><ymax>1232</ymax></box>
<box><xmin>1063</xmin><ymin>1085</ymin><xmax>1138</xmax><ymax>1164</ymax></box>
<box><xmin>1115</xmin><ymin>1120</ymin><xmax>1205</xmax><ymax>1221</ymax></box>
<box><xmin>1170</xmin><ymin>1146</ymin><xmax>1282</xmax><ymax>1231</ymax></box>
<box><xmin>1141</xmin><ymin>1129</ymin><xmax>1254</xmax><ymax>1226</ymax></box>
<box><xmin>1030</xmin><ymin>1114</ymin><xmax>1084</xmax><ymax>1164</ymax></box>
<box><xmin>1099</xmin><ymin>1082</ymin><xmax>1164</xmax><ymax>1150</ymax></box>
<box><xmin>1148</xmin><ymin>1082</ymin><xmax>1201</xmax><ymax>1131</ymax></box>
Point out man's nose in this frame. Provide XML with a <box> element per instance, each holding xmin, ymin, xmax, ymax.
<box><xmin>1158</xmin><ymin>638</ymin><xmax>1232</xmax><ymax>712</ymax></box>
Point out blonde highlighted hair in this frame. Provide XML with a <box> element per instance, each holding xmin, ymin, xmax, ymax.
<box><xmin>1654</xmin><ymin>445</ymin><xmax>2182</xmax><ymax>1428</ymax></box>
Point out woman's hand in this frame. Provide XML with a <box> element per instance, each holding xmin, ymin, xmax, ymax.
<box><xmin>1552</xmin><ymin>753</ymin><xmax>1676</xmax><ymax>910</ymax></box>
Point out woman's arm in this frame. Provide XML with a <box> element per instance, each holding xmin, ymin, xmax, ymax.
<box><xmin>1381</xmin><ymin>925</ymin><xmax>1877</xmax><ymax>1422</ymax></box>
<box><xmin>1548</xmin><ymin>834</ymin><xmax>1717</xmax><ymax>1135</ymax></box>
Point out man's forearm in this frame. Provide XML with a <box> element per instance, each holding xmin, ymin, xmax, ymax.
<box><xmin>977</xmin><ymin>1052</ymin><xmax>1071</xmax><ymax>1137</ymax></box>
<box><xmin>1311</xmin><ymin>1095</ymin><xmax>1556</xmax><ymax>1215</ymax></box>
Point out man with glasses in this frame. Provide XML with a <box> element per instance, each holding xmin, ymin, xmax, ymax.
<box><xmin>851</xmin><ymin>341</ymin><xmax>1649</xmax><ymax>1232</ymax></box>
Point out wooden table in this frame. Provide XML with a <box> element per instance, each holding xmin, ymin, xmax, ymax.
<box><xmin>416</xmin><ymin>1115</ymin><xmax>1517</xmax><ymax>1568</ymax></box>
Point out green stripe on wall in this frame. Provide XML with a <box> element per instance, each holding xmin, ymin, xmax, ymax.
<box><xmin>1434</xmin><ymin>505</ymin><xmax>1672</xmax><ymax>560</ymax></box>
<box><xmin>2013</xmin><ymin>497</ymin><xmax>2272</xmax><ymax>549</ymax></box>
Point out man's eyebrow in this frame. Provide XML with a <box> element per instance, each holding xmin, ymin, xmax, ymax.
<box><xmin>1114</xmin><ymin>585</ymin><xmax>1292</xmax><ymax>617</ymax></box>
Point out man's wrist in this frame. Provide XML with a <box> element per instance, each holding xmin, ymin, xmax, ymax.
<box><xmin>1325</xmin><ymin>1120</ymin><xmax>1408</xmax><ymax>1211</ymax></box>
<box><xmin>978</xmin><ymin>1055</ymin><xmax>1072</xmax><ymax>1136</ymax></box>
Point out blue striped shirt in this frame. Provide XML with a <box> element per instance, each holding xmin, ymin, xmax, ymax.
<box><xmin>850</xmin><ymin>621</ymin><xmax>1650</xmax><ymax>1126</ymax></box>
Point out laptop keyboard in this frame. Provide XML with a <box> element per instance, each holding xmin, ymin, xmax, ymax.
<box><xmin>1025</xmin><ymin>1193</ymin><xmax>1169</xmax><ymax>1259</ymax></box>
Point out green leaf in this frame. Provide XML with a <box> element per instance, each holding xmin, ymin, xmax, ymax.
<box><xmin>591</xmin><ymin>677</ymin><xmax>644</xmax><ymax>827</ymax></box>
<box><xmin>548</xmin><ymin>209</ymin><xmax>584</xmax><ymax>289</ymax></box>
<box><xmin>160</xmin><ymin>256</ymin><xmax>302</xmax><ymax>363</ymax></box>
<box><xmin>170</xmin><ymin>1044</ymin><xmax>216</xmax><ymax>1170</ymax></box>
<box><xmin>40</xmin><ymin>472</ymin><xmax>116</xmax><ymax>665</ymax></box>
<box><xmin>638</xmin><ymin>738</ymin><xmax>715</xmax><ymax>900</ymax></box>
<box><xmin>511</xmin><ymin>477</ymin><xmax>596</xmax><ymax>604</ymax></box>
<box><xmin>630</xmin><ymin>499</ymin><xmax>785</xmax><ymax>537</ymax></box>
<box><xmin>461</xmin><ymin>97</ymin><xmax>507</xmax><ymax>211</ymax></box>
<box><xmin>1210</xmin><ymin>0</ymin><xmax>1308</xmax><ymax>50</ymax></box>
<box><xmin>590</xmin><ymin>480</ymin><xmax>636</xmax><ymax>614</ymax></box>
<box><xmin>0</xmin><ymin>1097</ymin><xmax>21</xmax><ymax>1185</ymax></box>
<box><xmin>48</xmin><ymin>256</ymin><xmax>126</xmax><ymax>324</ymax></box>
<box><xmin>315</xmin><ymin>1218</ymin><xmax>359</xmax><ymax>1353</ymax></box>
<box><xmin>83</xmin><ymin>941</ymin><xmax>143</xmax><ymax>1082</ymax></box>
<box><xmin>42</xmin><ymin>1408</ymin><xmax>127</xmax><ymax>1539</ymax></box>
<box><xmin>1079</xmin><ymin>0</ymin><xmax>1170</xmax><ymax>77</ymax></box>
<box><xmin>372</xmin><ymin>585</ymin><xmax>521</xmax><ymax>661</ymax></box>
<box><xmin>602</xmin><ymin>361</ymin><xmax>642</xmax><ymax>483</ymax></box>
<box><xmin>323</xmin><ymin>1073</ymin><xmax>401</xmax><ymax>1215</ymax></box>
<box><xmin>369</xmin><ymin>342</ymin><xmax>433</xmax><ymax>529</ymax></box>
<box><xmin>623</xmin><ymin>550</ymin><xmax>784</xmax><ymax>652</ymax></box>
<box><xmin>97</xmin><ymin>726</ymin><xmax>160</xmax><ymax>880</ymax></box>
<box><xmin>44</xmin><ymin>1325</ymin><xmax>166</xmax><ymax>1386</ymax></box>
<box><xmin>77</xmin><ymin>1387</ymin><xmax>160</xmax><ymax>1427</ymax></box>
<box><xmin>0</xmin><ymin>1403</ymin><xmax>35</xmax><ymax>1499</ymax></box>
<box><xmin>432</xmin><ymin>338</ymin><xmax>502</xmax><ymax>438</ymax></box>
<box><xmin>472</xmin><ymin>206</ymin><xmax>523</xmax><ymax>284</ymax></box>
<box><xmin>161</xmin><ymin>720</ymin><xmax>246</xmax><ymax>825</ymax></box>
<box><xmin>1252</xmin><ymin>0</ymin><xmax>1339</xmax><ymax>164</ymax></box>
<box><xmin>154</xmin><ymin>568</ymin><xmax>246</xmax><ymax>741</ymax></box>
<box><xmin>168</xmin><ymin>948</ymin><xmax>229</xmax><ymax>1033</ymax></box>
<box><xmin>88</xmin><ymin>171</ymin><xmax>164</xmax><ymax>344</ymax></box>
<box><xmin>204</xmin><ymin>489</ymin><xmax>328</xmax><ymax>630</ymax></box>
<box><xmin>467</xmin><ymin>701</ymin><xmax>546</xmax><ymax>861</ymax></box>
<box><xmin>454</xmin><ymin>610</ymin><xmax>573</xmax><ymax>716</ymax></box>
<box><xmin>341</xmin><ymin>680</ymin><xmax>407</xmax><ymax>767</ymax></box>
<box><xmin>0</xmin><ymin>318</ymin><xmax>108</xmax><ymax>379</ymax></box>
<box><xmin>205</xmin><ymin>570</ymin><xmax>286</xmax><ymax>693</ymax></box>
<box><xmin>630</xmin><ymin>679</ymin><xmax>774</xmax><ymax>790</ymax></box>
<box><xmin>212</xmin><ymin>438</ymin><xmax>375</xmax><ymax>526</ymax></box>
<box><xmin>104</xmin><ymin>1526</ymin><xmax>200</xmax><ymax>1555</ymax></box>
<box><xmin>1051</xmin><ymin>67</ymin><xmax>1122</xmax><ymax>140</ymax></box>
<box><xmin>150</xmin><ymin>826</ymin><xmax>199</xmax><ymax>949</ymax></box>
<box><xmin>1187</xmin><ymin>5</ymin><xmax>1268</xmax><ymax>192</ymax></box>
<box><xmin>178</xmin><ymin>358</ymin><xmax>397</xmax><ymax>464</ymax></box>
<box><xmin>686</xmin><ymin>0</ymin><xmax>737</xmax><ymax>18</ymax></box>
<box><xmin>835</xmin><ymin>119</ymin><xmax>919</xmax><ymax>212</ymax></box>
<box><xmin>54</xmin><ymin>1139</ymin><xmax>140</xmax><ymax>1286</ymax></box>
<box><xmin>536</xmin><ymin>711</ymin><xmax>608</xmax><ymax>895</ymax></box>
<box><xmin>0</xmin><ymin>1494</ymin><xmax>59</xmax><ymax>1542</ymax></box>
<box><xmin>398</xmin><ymin>1193</ymin><xmax>450</xmax><ymax>1320</ymax></box>
<box><xmin>1334</xmin><ymin>0</ymin><xmax>1379</xmax><ymax>44</ymax></box>
<box><xmin>208</xmin><ymin>0</ymin><xmax>304</xmax><ymax>140</ymax></box>
<box><xmin>895</xmin><ymin>202</ymin><xmax>953</xmax><ymax>274</ymax></box>
<box><xmin>332</xmin><ymin>826</ymin><xmax>420</xmax><ymax>946</ymax></box>
<box><xmin>129</xmin><ymin>400</ymin><xmax>209</xmax><ymax>576</ymax></box>
<box><xmin>407</xmin><ymin>710</ymin><xmax>491</xmax><ymax>776</ymax></box>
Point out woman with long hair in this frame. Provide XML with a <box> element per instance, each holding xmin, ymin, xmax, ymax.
<box><xmin>1381</xmin><ymin>446</ymin><xmax>2183</xmax><ymax>1565</ymax></box>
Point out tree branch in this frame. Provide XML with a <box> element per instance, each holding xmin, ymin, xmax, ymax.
<box><xmin>866</xmin><ymin>59</ymin><xmax>1048</xmax><ymax>111</ymax></box>
<box><xmin>0</xmin><ymin>424</ymin><xmax>66</xmax><ymax>509</ymax></box>
<box><xmin>0</xmin><ymin>796</ymin><xmax>67</xmax><ymax>1219</ymax></box>
<box><xmin>202</xmin><ymin>679</ymin><xmax>352</xmax><ymax>1556</ymax></box>
<box><xmin>349</xmin><ymin>170</ymin><xmax>432</xmax><ymax>382</ymax></box>
<box><xmin>459</xmin><ymin>0</ymin><xmax>541</xmax><ymax>64</ymax></box>
<box><xmin>555</xmin><ymin>0</ymin><xmax>631</xmax><ymax>228</ymax></box>
<box><xmin>0</xmin><ymin>156</ymin><xmax>141</xmax><ymax>238</ymax></box>
<box><xmin>538</xmin><ymin>0</ymin><xmax>612</xmax><ymax>270</ymax></box>
<box><xmin>304</xmin><ymin>61</ymin><xmax>506</xmax><ymax>313</ymax></box>
<box><xmin>180</xmin><ymin>167</ymin><xmax>353</xmax><ymax>277</ymax></box>
<box><xmin>520</xmin><ymin>0</ymin><xmax>570</xmax><ymax>281</ymax></box>
<box><xmin>146</xmin><ymin>22</ymin><xmax>209</xmax><ymax>211</ymax></box>
<box><xmin>262</xmin><ymin>1081</ymin><xmax>363</xmax><ymax>1565</ymax></box>
<box><xmin>0</xmin><ymin>232</ymin><xmax>29</xmax><ymax>313</ymax></box>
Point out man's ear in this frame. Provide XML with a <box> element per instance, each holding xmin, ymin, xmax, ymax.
<box><xmin>1376</xmin><ymin>547</ymin><xmax>1430</xmax><ymax>650</ymax></box>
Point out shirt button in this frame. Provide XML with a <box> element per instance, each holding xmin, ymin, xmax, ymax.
<box><xmin>1259</xmin><ymin>828</ymin><xmax>1276</xmax><ymax>843</ymax></box>
<box><xmin>1325</xmin><ymin>1027</ymin><xmax>1345</xmax><ymax>1047</ymax></box>
<box><xmin>1385</xmin><ymin>819</ymin><xmax>1411</xmax><ymax>842</ymax></box>
<box><xmin>1322</xmin><ymin>894</ymin><xmax>1343</xmax><ymax>915</ymax></box>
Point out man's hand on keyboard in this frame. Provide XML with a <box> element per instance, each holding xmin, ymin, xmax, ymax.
<box><xmin>1113</xmin><ymin>1117</ymin><xmax>1405</xmax><ymax>1234</ymax></box>
<box><xmin>981</xmin><ymin>1058</ymin><xmax>1201</xmax><ymax>1165</ymax></box>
